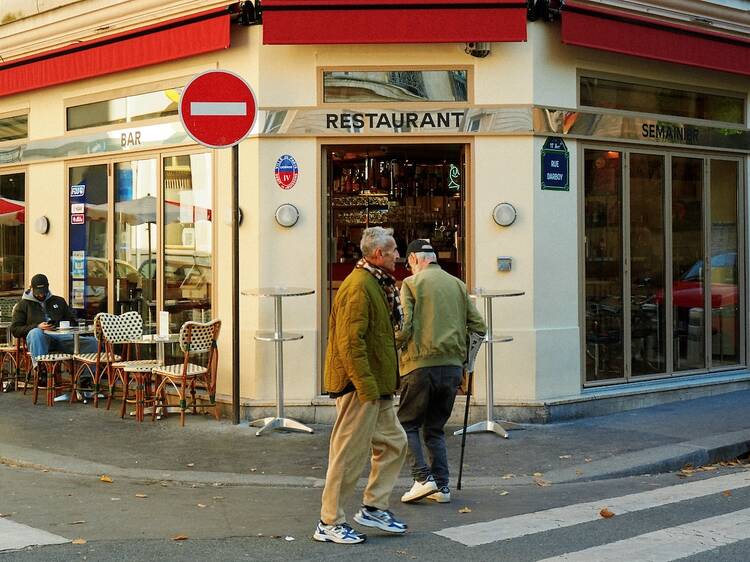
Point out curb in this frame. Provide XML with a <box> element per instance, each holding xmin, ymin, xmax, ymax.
<box><xmin>2</xmin><ymin>430</ymin><xmax>749</xmax><ymax>489</ymax></box>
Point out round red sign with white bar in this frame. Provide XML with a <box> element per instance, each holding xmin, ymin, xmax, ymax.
<box><xmin>179</xmin><ymin>70</ymin><xmax>257</xmax><ymax>148</ymax></box>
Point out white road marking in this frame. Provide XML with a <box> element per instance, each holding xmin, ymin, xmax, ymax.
<box><xmin>537</xmin><ymin>507</ymin><xmax>750</xmax><ymax>562</ymax></box>
<box><xmin>436</xmin><ymin>471</ymin><xmax>750</xmax><ymax>547</ymax></box>
<box><xmin>0</xmin><ymin>517</ymin><xmax>68</xmax><ymax>551</ymax></box>
<box><xmin>190</xmin><ymin>102</ymin><xmax>247</xmax><ymax>116</ymax></box>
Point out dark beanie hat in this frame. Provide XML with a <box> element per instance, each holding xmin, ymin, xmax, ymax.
<box><xmin>406</xmin><ymin>239</ymin><xmax>434</xmax><ymax>257</ymax></box>
<box><xmin>30</xmin><ymin>274</ymin><xmax>49</xmax><ymax>289</ymax></box>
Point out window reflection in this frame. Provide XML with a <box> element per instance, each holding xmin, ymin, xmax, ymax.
<box><xmin>323</xmin><ymin>70</ymin><xmax>468</xmax><ymax>103</ymax></box>
<box><xmin>67</xmin><ymin>88</ymin><xmax>182</xmax><ymax>131</ymax></box>
<box><xmin>163</xmin><ymin>153</ymin><xmax>212</xmax><ymax>332</ymax></box>
<box><xmin>0</xmin><ymin>173</ymin><xmax>24</xmax><ymax>298</ymax></box>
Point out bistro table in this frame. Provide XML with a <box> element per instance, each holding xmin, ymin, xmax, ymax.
<box><xmin>242</xmin><ymin>287</ymin><xmax>314</xmax><ymax>436</ymax></box>
<box><xmin>454</xmin><ymin>288</ymin><xmax>525</xmax><ymax>439</ymax></box>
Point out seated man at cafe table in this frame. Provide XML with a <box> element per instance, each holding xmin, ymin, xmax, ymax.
<box><xmin>11</xmin><ymin>274</ymin><xmax>97</xmax><ymax>371</ymax></box>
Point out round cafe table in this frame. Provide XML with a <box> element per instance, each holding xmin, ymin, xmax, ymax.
<box><xmin>242</xmin><ymin>287</ymin><xmax>315</xmax><ymax>436</ymax></box>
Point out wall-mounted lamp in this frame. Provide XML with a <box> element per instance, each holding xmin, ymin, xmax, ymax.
<box><xmin>34</xmin><ymin>216</ymin><xmax>50</xmax><ymax>234</ymax></box>
<box><xmin>275</xmin><ymin>203</ymin><xmax>299</xmax><ymax>228</ymax></box>
<box><xmin>493</xmin><ymin>203</ymin><xmax>517</xmax><ymax>227</ymax></box>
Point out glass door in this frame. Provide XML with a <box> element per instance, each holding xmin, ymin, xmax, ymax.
<box><xmin>114</xmin><ymin>159</ymin><xmax>158</xmax><ymax>331</ymax></box>
<box><xmin>69</xmin><ymin>164</ymin><xmax>109</xmax><ymax>320</ymax></box>
<box><xmin>0</xmin><ymin>172</ymin><xmax>25</xmax><ymax>298</ymax></box>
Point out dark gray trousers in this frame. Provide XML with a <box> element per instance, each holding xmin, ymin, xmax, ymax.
<box><xmin>397</xmin><ymin>365</ymin><xmax>463</xmax><ymax>488</ymax></box>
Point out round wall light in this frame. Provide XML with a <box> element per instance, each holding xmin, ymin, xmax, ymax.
<box><xmin>492</xmin><ymin>203</ymin><xmax>517</xmax><ymax>227</ymax></box>
<box><xmin>275</xmin><ymin>203</ymin><xmax>300</xmax><ymax>228</ymax></box>
<box><xmin>34</xmin><ymin>216</ymin><xmax>50</xmax><ymax>234</ymax></box>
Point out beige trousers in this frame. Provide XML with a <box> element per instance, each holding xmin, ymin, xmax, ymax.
<box><xmin>320</xmin><ymin>392</ymin><xmax>407</xmax><ymax>525</ymax></box>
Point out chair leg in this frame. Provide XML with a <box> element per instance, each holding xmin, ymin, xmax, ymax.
<box><xmin>32</xmin><ymin>365</ymin><xmax>39</xmax><ymax>404</ymax></box>
<box><xmin>190</xmin><ymin>381</ymin><xmax>197</xmax><ymax>415</ymax></box>
<box><xmin>120</xmin><ymin>373</ymin><xmax>130</xmax><ymax>419</ymax></box>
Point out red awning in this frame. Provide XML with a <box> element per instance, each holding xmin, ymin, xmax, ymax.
<box><xmin>262</xmin><ymin>0</ymin><xmax>527</xmax><ymax>44</ymax></box>
<box><xmin>0</xmin><ymin>8</ymin><xmax>231</xmax><ymax>98</ymax></box>
<box><xmin>562</xmin><ymin>2</ymin><xmax>750</xmax><ymax>76</ymax></box>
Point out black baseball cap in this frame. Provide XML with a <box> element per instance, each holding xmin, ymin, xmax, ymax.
<box><xmin>30</xmin><ymin>274</ymin><xmax>49</xmax><ymax>289</ymax></box>
<box><xmin>405</xmin><ymin>239</ymin><xmax>434</xmax><ymax>257</ymax></box>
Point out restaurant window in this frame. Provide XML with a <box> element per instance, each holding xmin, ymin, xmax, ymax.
<box><xmin>163</xmin><ymin>153</ymin><xmax>212</xmax><ymax>332</ymax></box>
<box><xmin>583</xmin><ymin>147</ymin><xmax>744</xmax><ymax>385</ymax></box>
<box><xmin>323</xmin><ymin>70</ymin><xmax>469</xmax><ymax>103</ymax></box>
<box><xmin>0</xmin><ymin>114</ymin><xmax>28</xmax><ymax>142</ymax></box>
<box><xmin>66</xmin><ymin>88</ymin><xmax>182</xmax><ymax>131</ymax></box>
<box><xmin>580</xmin><ymin>75</ymin><xmax>745</xmax><ymax>125</ymax></box>
<box><xmin>0</xmin><ymin>172</ymin><xmax>25</xmax><ymax>297</ymax></box>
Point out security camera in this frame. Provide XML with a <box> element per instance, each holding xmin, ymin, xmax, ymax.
<box><xmin>465</xmin><ymin>42</ymin><xmax>491</xmax><ymax>58</ymax></box>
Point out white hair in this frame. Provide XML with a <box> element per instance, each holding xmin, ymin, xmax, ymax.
<box><xmin>360</xmin><ymin>226</ymin><xmax>394</xmax><ymax>258</ymax></box>
<box><xmin>414</xmin><ymin>251</ymin><xmax>437</xmax><ymax>263</ymax></box>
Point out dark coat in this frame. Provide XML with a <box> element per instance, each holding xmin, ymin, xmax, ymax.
<box><xmin>11</xmin><ymin>291</ymin><xmax>77</xmax><ymax>338</ymax></box>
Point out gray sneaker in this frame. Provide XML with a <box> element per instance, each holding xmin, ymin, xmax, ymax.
<box><xmin>353</xmin><ymin>507</ymin><xmax>407</xmax><ymax>534</ymax></box>
<box><xmin>313</xmin><ymin>521</ymin><xmax>366</xmax><ymax>544</ymax></box>
<box><xmin>400</xmin><ymin>475</ymin><xmax>438</xmax><ymax>503</ymax></box>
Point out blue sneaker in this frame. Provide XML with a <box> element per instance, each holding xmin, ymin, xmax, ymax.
<box><xmin>353</xmin><ymin>507</ymin><xmax>407</xmax><ymax>534</ymax></box>
<box><xmin>312</xmin><ymin>521</ymin><xmax>366</xmax><ymax>544</ymax></box>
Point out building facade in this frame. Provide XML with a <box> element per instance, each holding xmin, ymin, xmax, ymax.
<box><xmin>0</xmin><ymin>0</ymin><xmax>747</xmax><ymax>421</ymax></box>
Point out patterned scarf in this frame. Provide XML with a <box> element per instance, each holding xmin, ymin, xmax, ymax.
<box><xmin>356</xmin><ymin>258</ymin><xmax>403</xmax><ymax>331</ymax></box>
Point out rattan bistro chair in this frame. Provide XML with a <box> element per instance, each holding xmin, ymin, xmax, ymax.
<box><xmin>151</xmin><ymin>320</ymin><xmax>221</xmax><ymax>426</ymax></box>
<box><xmin>70</xmin><ymin>313</ymin><xmax>121</xmax><ymax>406</ymax></box>
<box><xmin>0</xmin><ymin>302</ymin><xmax>19</xmax><ymax>392</ymax></box>
<box><xmin>99</xmin><ymin>311</ymin><xmax>158</xmax><ymax>421</ymax></box>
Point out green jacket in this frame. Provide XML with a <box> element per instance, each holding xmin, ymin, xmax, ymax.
<box><xmin>324</xmin><ymin>268</ymin><xmax>399</xmax><ymax>403</ymax></box>
<box><xmin>396</xmin><ymin>264</ymin><xmax>486</xmax><ymax>376</ymax></box>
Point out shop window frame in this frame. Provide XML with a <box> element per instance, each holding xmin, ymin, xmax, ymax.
<box><xmin>578</xmin><ymin>142</ymin><xmax>746</xmax><ymax>389</ymax></box>
<box><xmin>318</xmin><ymin>65</ymin><xmax>474</xmax><ymax>108</ymax></box>
<box><xmin>0</xmin><ymin>109</ymin><xmax>29</xmax><ymax>145</ymax></box>
<box><xmin>0</xmin><ymin>167</ymin><xmax>28</xmax><ymax>296</ymax></box>
<box><xmin>577</xmin><ymin>70</ymin><xmax>747</xmax><ymax>128</ymax></box>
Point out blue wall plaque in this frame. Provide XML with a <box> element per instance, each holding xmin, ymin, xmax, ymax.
<box><xmin>541</xmin><ymin>137</ymin><xmax>569</xmax><ymax>191</ymax></box>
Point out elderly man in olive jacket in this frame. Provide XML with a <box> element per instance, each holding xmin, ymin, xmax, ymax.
<box><xmin>314</xmin><ymin>226</ymin><xmax>408</xmax><ymax>545</ymax></box>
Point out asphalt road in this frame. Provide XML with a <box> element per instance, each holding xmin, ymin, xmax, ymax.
<box><xmin>2</xmin><ymin>461</ymin><xmax>750</xmax><ymax>561</ymax></box>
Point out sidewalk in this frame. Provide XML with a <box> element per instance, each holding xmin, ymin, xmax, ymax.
<box><xmin>1</xmin><ymin>389</ymin><xmax>749</xmax><ymax>488</ymax></box>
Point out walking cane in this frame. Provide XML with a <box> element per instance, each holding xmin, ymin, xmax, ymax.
<box><xmin>456</xmin><ymin>370</ymin><xmax>473</xmax><ymax>491</ymax></box>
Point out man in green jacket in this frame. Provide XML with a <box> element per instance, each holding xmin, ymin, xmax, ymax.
<box><xmin>314</xmin><ymin>226</ymin><xmax>408</xmax><ymax>545</ymax></box>
<box><xmin>397</xmin><ymin>240</ymin><xmax>486</xmax><ymax>504</ymax></box>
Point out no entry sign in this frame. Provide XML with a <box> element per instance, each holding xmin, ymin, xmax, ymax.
<box><xmin>179</xmin><ymin>70</ymin><xmax>257</xmax><ymax>148</ymax></box>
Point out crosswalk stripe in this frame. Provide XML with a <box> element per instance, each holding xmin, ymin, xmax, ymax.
<box><xmin>0</xmin><ymin>517</ymin><xmax>68</xmax><ymax>552</ymax></box>
<box><xmin>536</xmin><ymin>507</ymin><xmax>750</xmax><ymax>562</ymax></box>
<box><xmin>436</xmin><ymin>471</ymin><xmax>750</xmax><ymax>547</ymax></box>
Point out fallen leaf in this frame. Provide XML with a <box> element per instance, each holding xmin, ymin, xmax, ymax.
<box><xmin>575</xmin><ymin>469</ymin><xmax>584</xmax><ymax>476</ymax></box>
<box><xmin>723</xmin><ymin>491</ymin><xmax>732</xmax><ymax>497</ymax></box>
<box><xmin>600</xmin><ymin>508</ymin><xmax>615</xmax><ymax>519</ymax></box>
<box><xmin>250</xmin><ymin>468</ymin><xmax>257</xmax><ymax>472</ymax></box>
<box><xmin>69</xmin><ymin>521</ymin><xmax>86</xmax><ymax>525</ymax></box>
<box><xmin>532</xmin><ymin>472</ymin><xmax>544</xmax><ymax>477</ymax></box>
<box><xmin>110</xmin><ymin>498</ymin><xmax>120</xmax><ymax>501</ymax></box>
<box><xmin>584</xmin><ymin>458</ymin><xmax>592</xmax><ymax>463</ymax></box>
<box><xmin>458</xmin><ymin>507</ymin><xmax>472</xmax><ymax>514</ymax></box>
<box><xmin>284</xmin><ymin>536</ymin><xmax>295</xmax><ymax>541</ymax></box>
<box><xmin>534</xmin><ymin>478</ymin><xmax>552</xmax><ymax>487</ymax></box>
<box><xmin>501</xmin><ymin>474</ymin><xmax>515</xmax><ymax>480</ymax></box>
<box><xmin>559</xmin><ymin>455</ymin><xmax>572</xmax><ymax>460</ymax></box>
<box><xmin>99</xmin><ymin>475</ymin><xmax>113</xmax><ymax>483</ymax></box>
<box><xmin>72</xmin><ymin>538</ymin><xmax>87</xmax><ymax>545</ymax></box>
<box><xmin>42</xmin><ymin>469</ymin><xmax>49</xmax><ymax>473</ymax></box>
<box><xmin>135</xmin><ymin>494</ymin><xmax>148</xmax><ymax>499</ymax></box>
<box><xmin>186</xmin><ymin>463</ymin><xmax>195</xmax><ymax>468</ymax></box>
<box><xmin>497</xmin><ymin>490</ymin><xmax>509</xmax><ymax>496</ymax></box>
<box><xmin>171</xmin><ymin>535</ymin><xmax>189</xmax><ymax>541</ymax></box>
<box><xmin>197</xmin><ymin>504</ymin><xmax>207</xmax><ymax>508</ymax></box>
<box><xmin>212</xmin><ymin>496</ymin><xmax>224</xmax><ymax>500</ymax></box>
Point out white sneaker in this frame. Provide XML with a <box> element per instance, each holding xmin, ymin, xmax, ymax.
<box><xmin>313</xmin><ymin>521</ymin><xmax>366</xmax><ymax>544</ymax></box>
<box><xmin>400</xmin><ymin>475</ymin><xmax>438</xmax><ymax>503</ymax></box>
<box><xmin>427</xmin><ymin>486</ymin><xmax>451</xmax><ymax>503</ymax></box>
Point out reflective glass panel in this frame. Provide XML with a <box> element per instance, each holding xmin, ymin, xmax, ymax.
<box><xmin>69</xmin><ymin>165</ymin><xmax>108</xmax><ymax>320</ymax></box>
<box><xmin>580</xmin><ymin>76</ymin><xmax>744</xmax><ymax>124</ymax></box>
<box><xmin>0</xmin><ymin>115</ymin><xmax>27</xmax><ymax>142</ymax></box>
<box><xmin>672</xmin><ymin>157</ymin><xmax>705</xmax><ymax>371</ymax></box>
<box><xmin>67</xmin><ymin>88</ymin><xmax>182</xmax><ymax>131</ymax></box>
<box><xmin>584</xmin><ymin>150</ymin><xmax>624</xmax><ymax>381</ymax></box>
<box><xmin>162</xmin><ymin>153</ymin><xmax>212</xmax><ymax>332</ymax></box>
<box><xmin>114</xmin><ymin>159</ymin><xmax>158</xmax><ymax>333</ymax></box>
<box><xmin>630</xmin><ymin>154</ymin><xmax>666</xmax><ymax>376</ymax></box>
<box><xmin>323</xmin><ymin>70</ymin><xmax>468</xmax><ymax>103</ymax></box>
<box><xmin>0</xmin><ymin>173</ymin><xmax>24</xmax><ymax>300</ymax></box>
<box><xmin>710</xmin><ymin>159</ymin><xmax>740</xmax><ymax>367</ymax></box>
